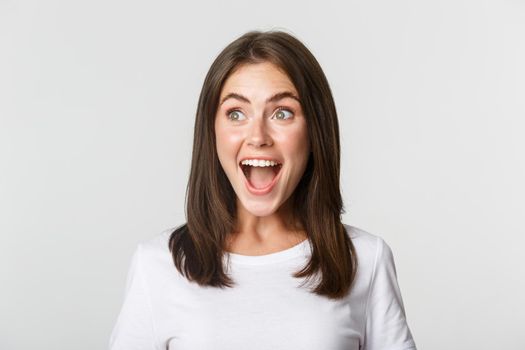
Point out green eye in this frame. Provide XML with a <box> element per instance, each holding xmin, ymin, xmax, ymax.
<box><xmin>274</xmin><ymin>108</ymin><xmax>293</xmax><ymax>120</ymax></box>
<box><xmin>227</xmin><ymin>110</ymin><xmax>246</xmax><ymax>121</ymax></box>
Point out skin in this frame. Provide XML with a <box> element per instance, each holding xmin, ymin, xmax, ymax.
<box><xmin>214</xmin><ymin>61</ymin><xmax>311</xmax><ymax>255</ymax></box>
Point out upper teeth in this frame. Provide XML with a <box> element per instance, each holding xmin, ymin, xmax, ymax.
<box><xmin>241</xmin><ymin>159</ymin><xmax>280</xmax><ymax>167</ymax></box>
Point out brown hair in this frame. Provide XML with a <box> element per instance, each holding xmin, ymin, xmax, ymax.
<box><xmin>169</xmin><ymin>29</ymin><xmax>357</xmax><ymax>299</ymax></box>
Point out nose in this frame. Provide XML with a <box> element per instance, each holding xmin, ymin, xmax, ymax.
<box><xmin>246</xmin><ymin>116</ymin><xmax>273</xmax><ymax>148</ymax></box>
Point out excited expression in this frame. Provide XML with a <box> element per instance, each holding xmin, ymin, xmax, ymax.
<box><xmin>214</xmin><ymin>61</ymin><xmax>311</xmax><ymax>217</ymax></box>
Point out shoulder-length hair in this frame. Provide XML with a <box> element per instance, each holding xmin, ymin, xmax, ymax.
<box><xmin>169</xmin><ymin>29</ymin><xmax>357</xmax><ymax>299</ymax></box>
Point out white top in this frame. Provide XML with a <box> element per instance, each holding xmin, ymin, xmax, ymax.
<box><xmin>109</xmin><ymin>224</ymin><xmax>417</xmax><ymax>350</ymax></box>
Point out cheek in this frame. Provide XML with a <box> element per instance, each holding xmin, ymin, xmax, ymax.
<box><xmin>277</xmin><ymin>123</ymin><xmax>310</xmax><ymax>157</ymax></box>
<box><xmin>216</xmin><ymin>129</ymin><xmax>243</xmax><ymax>148</ymax></box>
<box><xmin>296</xmin><ymin>121</ymin><xmax>310</xmax><ymax>154</ymax></box>
<box><xmin>215</xmin><ymin>126</ymin><xmax>244</xmax><ymax>162</ymax></box>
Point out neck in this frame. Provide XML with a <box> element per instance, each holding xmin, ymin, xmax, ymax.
<box><xmin>229</xmin><ymin>196</ymin><xmax>305</xmax><ymax>245</ymax></box>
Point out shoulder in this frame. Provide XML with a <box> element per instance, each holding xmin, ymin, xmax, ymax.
<box><xmin>344</xmin><ymin>225</ymin><xmax>417</xmax><ymax>349</ymax></box>
<box><xmin>342</xmin><ymin>223</ymin><xmax>395</xmax><ymax>274</ymax></box>
<box><xmin>343</xmin><ymin>223</ymin><xmax>388</xmax><ymax>254</ymax></box>
<box><xmin>132</xmin><ymin>226</ymin><xmax>181</xmax><ymax>280</ymax></box>
<box><xmin>136</xmin><ymin>227</ymin><xmax>173</xmax><ymax>257</ymax></box>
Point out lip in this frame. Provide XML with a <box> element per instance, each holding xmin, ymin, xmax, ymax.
<box><xmin>239</xmin><ymin>161</ymin><xmax>283</xmax><ymax>196</ymax></box>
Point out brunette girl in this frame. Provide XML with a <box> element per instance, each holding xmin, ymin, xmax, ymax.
<box><xmin>110</xmin><ymin>30</ymin><xmax>417</xmax><ymax>350</ymax></box>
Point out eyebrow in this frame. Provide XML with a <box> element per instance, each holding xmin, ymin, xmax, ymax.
<box><xmin>219</xmin><ymin>91</ymin><xmax>301</xmax><ymax>106</ymax></box>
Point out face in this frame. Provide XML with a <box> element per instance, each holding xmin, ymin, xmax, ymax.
<box><xmin>214</xmin><ymin>61</ymin><xmax>311</xmax><ymax>218</ymax></box>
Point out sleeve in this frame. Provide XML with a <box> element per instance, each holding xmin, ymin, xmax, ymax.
<box><xmin>362</xmin><ymin>237</ymin><xmax>417</xmax><ymax>350</ymax></box>
<box><xmin>109</xmin><ymin>244</ymin><xmax>160</xmax><ymax>350</ymax></box>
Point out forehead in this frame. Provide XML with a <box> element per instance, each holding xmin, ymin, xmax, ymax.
<box><xmin>220</xmin><ymin>61</ymin><xmax>298</xmax><ymax>97</ymax></box>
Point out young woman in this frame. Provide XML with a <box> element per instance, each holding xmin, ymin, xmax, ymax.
<box><xmin>109</xmin><ymin>30</ymin><xmax>417</xmax><ymax>350</ymax></box>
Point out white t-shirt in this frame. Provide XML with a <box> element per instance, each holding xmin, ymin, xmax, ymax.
<box><xmin>109</xmin><ymin>224</ymin><xmax>417</xmax><ymax>350</ymax></box>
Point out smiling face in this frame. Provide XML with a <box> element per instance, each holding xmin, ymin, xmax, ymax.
<box><xmin>214</xmin><ymin>61</ymin><xmax>311</xmax><ymax>218</ymax></box>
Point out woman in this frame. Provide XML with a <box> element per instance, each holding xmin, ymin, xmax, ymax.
<box><xmin>109</xmin><ymin>30</ymin><xmax>417</xmax><ymax>350</ymax></box>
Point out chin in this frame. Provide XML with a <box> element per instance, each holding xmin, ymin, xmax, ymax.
<box><xmin>238</xmin><ymin>196</ymin><xmax>281</xmax><ymax>217</ymax></box>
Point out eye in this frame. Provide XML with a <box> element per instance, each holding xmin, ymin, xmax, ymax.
<box><xmin>226</xmin><ymin>109</ymin><xmax>246</xmax><ymax>121</ymax></box>
<box><xmin>273</xmin><ymin>107</ymin><xmax>294</xmax><ymax>120</ymax></box>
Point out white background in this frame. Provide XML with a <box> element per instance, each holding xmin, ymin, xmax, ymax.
<box><xmin>1</xmin><ymin>0</ymin><xmax>524</xmax><ymax>349</ymax></box>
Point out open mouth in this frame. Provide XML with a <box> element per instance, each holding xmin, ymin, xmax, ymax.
<box><xmin>239</xmin><ymin>160</ymin><xmax>283</xmax><ymax>190</ymax></box>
